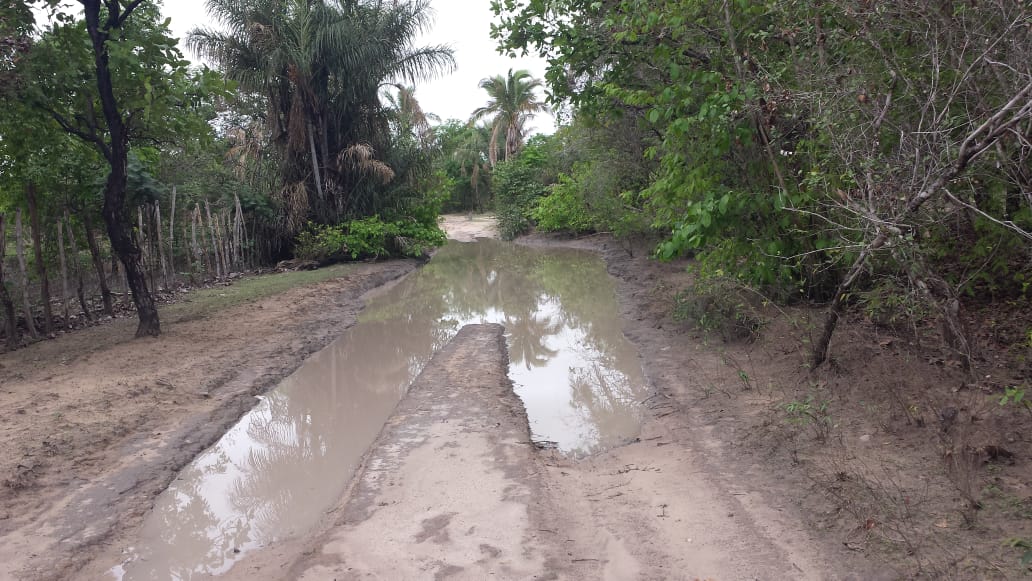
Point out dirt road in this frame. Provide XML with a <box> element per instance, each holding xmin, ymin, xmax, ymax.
<box><xmin>1</xmin><ymin>215</ymin><xmax>897</xmax><ymax>580</ymax></box>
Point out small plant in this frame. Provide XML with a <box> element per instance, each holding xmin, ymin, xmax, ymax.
<box><xmin>999</xmin><ymin>386</ymin><xmax>1032</xmax><ymax>418</ymax></box>
<box><xmin>737</xmin><ymin>369</ymin><xmax>753</xmax><ymax>390</ymax></box>
<box><xmin>783</xmin><ymin>396</ymin><xmax>832</xmax><ymax>442</ymax></box>
<box><xmin>1005</xmin><ymin>538</ymin><xmax>1032</xmax><ymax>567</ymax></box>
<box><xmin>673</xmin><ymin>276</ymin><xmax>764</xmax><ymax>342</ymax></box>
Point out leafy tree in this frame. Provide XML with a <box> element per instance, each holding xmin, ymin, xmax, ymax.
<box><xmin>0</xmin><ymin>1</ymin><xmax>33</xmax><ymax>96</ymax></box>
<box><xmin>24</xmin><ymin>0</ymin><xmax>225</xmax><ymax>337</ymax></box>
<box><xmin>433</xmin><ymin>120</ymin><xmax>493</xmax><ymax>212</ymax></box>
<box><xmin>494</xmin><ymin>0</ymin><xmax>1032</xmax><ymax>366</ymax></box>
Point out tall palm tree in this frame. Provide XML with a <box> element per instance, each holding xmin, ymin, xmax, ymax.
<box><xmin>189</xmin><ymin>0</ymin><xmax>454</xmax><ymax>229</ymax></box>
<box><xmin>471</xmin><ymin>69</ymin><xmax>547</xmax><ymax>166</ymax></box>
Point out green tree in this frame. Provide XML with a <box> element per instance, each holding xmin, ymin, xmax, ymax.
<box><xmin>189</xmin><ymin>0</ymin><xmax>455</xmax><ymax>233</ymax></box>
<box><xmin>25</xmin><ymin>0</ymin><xmax>224</xmax><ymax>337</ymax></box>
<box><xmin>471</xmin><ymin>68</ymin><xmax>547</xmax><ymax>166</ymax></box>
<box><xmin>494</xmin><ymin>0</ymin><xmax>1032</xmax><ymax>368</ymax></box>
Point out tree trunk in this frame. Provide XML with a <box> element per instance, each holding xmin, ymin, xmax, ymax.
<box><xmin>25</xmin><ymin>183</ymin><xmax>53</xmax><ymax>336</ymax></box>
<box><xmin>155</xmin><ymin>201</ymin><xmax>168</xmax><ymax>290</ymax></box>
<box><xmin>167</xmin><ymin>185</ymin><xmax>176</xmax><ymax>285</ymax></box>
<box><xmin>307</xmin><ymin>121</ymin><xmax>325</xmax><ymax>201</ymax></box>
<box><xmin>57</xmin><ymin>214</ymin><xmax>71</xmax><ymax>329</ymax></box>
<box><xmin>233</xmin><ymin>194</ymin><xmax>244</xmax><ymax>269</ymax></box>
<box><xmin>205</xmin><ymin>201</ymin><xmax>222</xmax><ymax>279</ymax></box>
<box><xmin>84</xmin><ymin>0</ymin><xmax>160</xmax><ymax>337</ymax></box>
<box><xmin>65</xmin><ymin>211</ymin><xmax>93</xmax><ymax>323</ymax></box>
<box><xmin>15</xmin><ymin>209</ymin><xmax>39</xmax><ymax>340</ymax></box>
<box><xmin>0</xmin><ymin>213</ymin><xmax>21</xmax><ymax>350</ymax></box>
<box><xmin>82</xmin><ymin>212</ymin><xmax>114</xmax><ymax>317</ymax></box>
<box><xmin>217</xmin><ymin>210</ymin><xmax>230</xmax><ymax>273</ymax></box>
<box><xmin>182</xmin><ymin>222</ymin><xmax>193</xmax><ymax>283</ymax></box>
<box><xmin>138</xmin><ymin>206</ymin><xmax>156</xmax><ymax>296</ymax></box>
<box><xmin>191</xmin><ymin>205</ymin><xmax>205</xmax><ymax>276</ymax></box>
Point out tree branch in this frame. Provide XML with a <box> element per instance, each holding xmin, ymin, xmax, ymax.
<box><xmin>44</xmin><ymin>106</ymin><xmax>112</xmax><ymax>160</ymax></box>
<box><xmin>116</xmin><ymin>0</ymin><xmax>148</xmax><ymax>27</ymax></box>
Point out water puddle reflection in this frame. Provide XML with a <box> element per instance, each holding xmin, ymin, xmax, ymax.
<box><xmin>112</xmin><ymin>239</ymin><xmax>647</xmax><ymax>579</ymax></box>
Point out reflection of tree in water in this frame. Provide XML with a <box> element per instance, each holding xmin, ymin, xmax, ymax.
<box><xmin>505</xmin><ymin>299</ymin><xmax>560</xmax><ymax>369</ymax></box>
<box><xmin>126</xmin><ymin>457</ymin><xmax>254</xmax><ymax>579</ymax></box>
<box><xmin>567</xmin><ymin>361</ymin><xmax>646</xmax><ymax>455</ymax></box>
<box><xmin>405</xmin><ymin>239</ymin><xmax>642</xmax><ymax>400</ymax></box>
<box><xmin>228</xmin><ymin>315</ymin><xmax>445</xmax><ymax>548</ymax></box>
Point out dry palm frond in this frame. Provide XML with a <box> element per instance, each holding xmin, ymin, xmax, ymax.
<box><xmin>282</xmin><ymin>181</ymin><xmax>309</xmax><ymax>234</ymax></box>
<box><xmin>338</xmin><ymin>143</ymin><xmax>395</xmax><ymax>184</ymax></box>
<box><xmin>287</xmin><ymin>91</ymin><xmax>308</xmax><ymax>152</ymax></box>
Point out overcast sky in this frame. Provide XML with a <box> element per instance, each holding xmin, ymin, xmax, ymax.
<box><xmin>160</xmin><ymin>0</ymin><xmax>556</xmax><ymax>134</ymax></box>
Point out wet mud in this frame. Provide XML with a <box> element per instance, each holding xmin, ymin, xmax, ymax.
<box><xmin>107</xmin><ymin>238</ymin><xmax>649</xmax><ymax>578</ymax></box>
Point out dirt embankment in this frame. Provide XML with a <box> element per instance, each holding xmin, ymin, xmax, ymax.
<box><xmin>0</xmin><ymin>259</ymin><xmax>418</xmax><ymax>580</ymax></box>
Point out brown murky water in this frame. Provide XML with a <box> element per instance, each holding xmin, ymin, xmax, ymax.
<box><xmin>110</xmin><ymin>239</ymin><xmax>648</xmax><ymax>579</ymax></box>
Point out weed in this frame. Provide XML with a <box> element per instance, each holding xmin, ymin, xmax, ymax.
<box><xmin>999</xmin><ymin>386</ymin><xmax>1032</xmax><ymax>419</ymax></box>
<box><xmin>783</xmin><ymin>396</ymin><xmax>832</xmax><ymax>442</ymax></box>
<box><xmin>737</xmin><ymin>370</ymin><xmax>752</xmax><ymax>390</ymax></box>
<box><xmin>1005</xmin><ymin>538</ymin><xmax>1032</xmax><ymax>567</ymax></box>
<box><xmin>673</xmin><ymin>276</ymin><xmax>764</xmax><ymax>342</ymax></box>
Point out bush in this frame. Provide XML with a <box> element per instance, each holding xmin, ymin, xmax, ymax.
<box><xmin>295</xmin><ymin>216</ymin><xmax>446</xmax><ymax>261</ymax></box>
<box><xmin>533</xmin><ymin>174</ymin><xmax>595</xmax><ymax>234</ymax></box>
<box><xmin>493</xmin><ymin>159</ymin><xmax>548</xmax><ymax>240</ymax></box>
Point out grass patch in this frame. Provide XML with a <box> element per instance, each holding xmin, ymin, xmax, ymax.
<box><xmin>164</xmin><ymin>263</ymin><xmax>359</xmax><ymax>322</ymax></box>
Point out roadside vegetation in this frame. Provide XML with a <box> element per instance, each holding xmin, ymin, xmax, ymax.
<box><xmin>3</xmin><ymin>0</ymin><xmax>1032</xmax><ymax>575</ymax></box>
<box><xmin>486</xmin><ymin>0</ymin><xmax>1031</xmax><ymax>369</ymax></box>
<box><xmin>0</xmin><ymin>0</ymin><xmax>454</xmax><ymax>345</ymax></box>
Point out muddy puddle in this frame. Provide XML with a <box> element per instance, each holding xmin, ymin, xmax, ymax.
<box><xmin>111</xmin><ymin>239</ymin><xmax>647</xmax><ymax>579</ymax></box>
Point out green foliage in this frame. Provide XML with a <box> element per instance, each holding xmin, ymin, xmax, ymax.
<box><xmin>492</xmin><ymin>159</ymin><xmax>548</xmax><ymax>240</ymax></box>
<box><xmin>494</xmin><ymin>0</ymin><xmax>1032</xmax><ymax>314</ymax></box>
<box><xmin>471</xmin><ymin>69</ymin><xmax>547</xmax><ymax>165</ymax></box>
<box><xmin>858</xmin><ymin>278</ymin><xmax>934</xmax><ymax>333</ymax></box>
<box><xmin>999</xmin><ymin>387</ymin><xmax>1031</xmax><ymax>415</ymax></box>
<box><xmin>295</xmin><ymin>216</ymin><xmax>446</xmax><ymax>261</ymax></box>
<box><xmin>1005</xmin><ymin>538</ymin><xmax>1032</xmax><ymax>567</ymax></box>
<box><xmin>533</xmin><ymin>174</ymin><xmax>594</xmax><ymax>234</ymax></box>
<box><xmin>189</xmin><ymin>0</ymin><xmax>455</xmax><ymax>234</ymax></box>
<box><xmin>783</xmin><ymin>396</ymin><xmax>832</xmax><ymax>442</ymax></box>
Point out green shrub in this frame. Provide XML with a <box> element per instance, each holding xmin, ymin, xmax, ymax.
<box><xmin>493</xmin><ymin>160</ymin><xmax>547</xmax><ymax>240</ymax></box>
<box><xmin>295</xmin><ymin>216</ymin><xmax>446</xmax><ymax>261</ymax></box>
<box><xmin>533</xmin><ymin>174</ymin><xmax>595</xmax><ymax>234</ymax></box>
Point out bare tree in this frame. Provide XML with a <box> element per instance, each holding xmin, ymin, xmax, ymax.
<box><xmin>811</xmin><ymin>1</ymin><xmax>1032</xmax><ymax>367</ymax></box>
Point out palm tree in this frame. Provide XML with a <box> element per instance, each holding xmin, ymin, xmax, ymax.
<box><xmin>471</xmin><ymin>69</ymin><xmax>547</xmax><ymax>166</ymax></box>
<box><xmin>453</xmin><ymin>123</ymin><xmax>492</xmax><ymax>211</ymax></box>
<box><xmin>384</xmin><ymin>84</ymin><xmax>438</xmax><ymax>147</ymax></box>
<box><xmin>189</xmin><ymin>0</ymin><xmax>454</xmax><ymax>229</ymax></box>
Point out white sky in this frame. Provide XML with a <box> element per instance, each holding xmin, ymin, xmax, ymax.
<box><xmin>160</xmin><ymin>0</ymin><xmax>556</xmax><ymax>134</ymax></box>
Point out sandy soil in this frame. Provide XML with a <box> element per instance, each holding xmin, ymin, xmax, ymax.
<box><xmin>2</xmin><ymin>213</ymin><xmax>1028</xmax><ymax>580</ymax></box>
<box><xmin>437</xmin><ymin>214</ymin><xmax>498</xmax><ymax>242</ymax></box>
<box><xmin>203</xmin><ymin>216</ymin><xmax>891</xmax><ymax>580</ymax></box>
